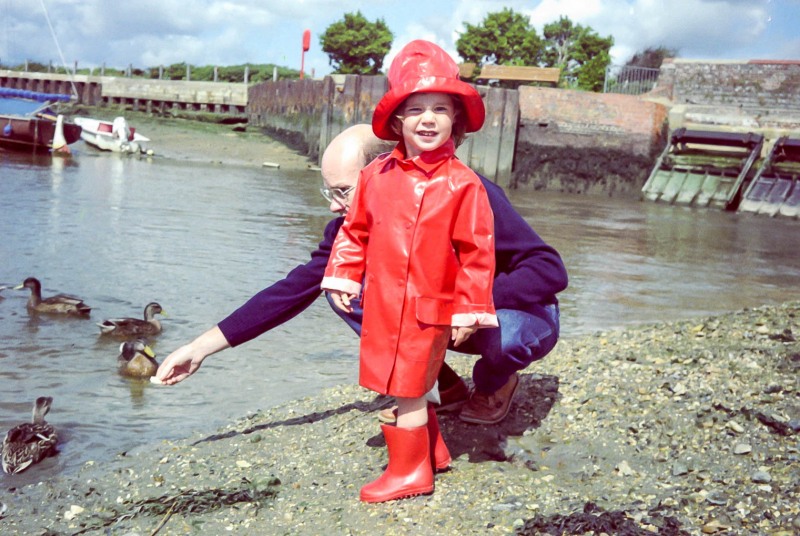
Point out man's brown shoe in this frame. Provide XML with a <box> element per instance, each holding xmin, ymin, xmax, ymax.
<box><xmin>459</xmin><ymin>373</ymin><xmax>520</xmax><ymax>424</ymax></box>
<box><xmin>377</xmin><ymin>377</ymin><xmax>470</xmax><ymax>423</ymax></box>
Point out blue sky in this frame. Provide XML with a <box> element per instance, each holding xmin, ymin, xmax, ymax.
<box><xmin>2</xmin><ymin>0</ymin><xmax>798</xmax><ymax>77</ymax></box>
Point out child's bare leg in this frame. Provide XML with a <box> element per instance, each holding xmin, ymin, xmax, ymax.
<box><xmin>395</xmin><ymin>396</ymin><xmax>428</xmax><ymax>428</ymax></box>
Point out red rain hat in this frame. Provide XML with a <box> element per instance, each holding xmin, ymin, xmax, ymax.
<box><xmin>372</xmin><ymin>40</ymin><xmax>485</xmax><ymax>141</ymax></box>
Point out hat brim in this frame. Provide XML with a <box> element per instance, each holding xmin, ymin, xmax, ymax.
<box><xmin>372</xmin><ymin>77</ymin><xmax>485</xmax><ymax>141</ymax></box>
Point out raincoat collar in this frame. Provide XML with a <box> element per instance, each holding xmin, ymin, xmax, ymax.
<box><xmin>385</xmin><ymin>138</ymin><xmax>456</xmax><ymax>175</ymax></box>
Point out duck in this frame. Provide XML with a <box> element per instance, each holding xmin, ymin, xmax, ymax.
<box><xmin>117</xmin><ymin>340</ymin><xmax>159</xmax><ymax>378</ymax></box>
<box><xmin>2</xmin><ymin>397</ymin><xmax>59</xmax><ymax>475</ymax></box>
<box><xmin>97</xmin><ymin>302</ymin><xmax>167</xmax><ymax>338</ymax></box>
<box><xmin>14</xmin><ymin>277</ymin><xmax>91</xmax><ymax>316</ymax></box>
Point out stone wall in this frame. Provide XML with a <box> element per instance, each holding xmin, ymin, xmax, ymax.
<box><xmin>659</xmin><ymin>59</ymin><xmax>800</xmax><ymax>111</ymax></box>
<box><xmin>657</xmin><ymin>59</ymin><xmax>800</xmax><ymax>134</ymax></box>
<box><xmin>513</xmin><ymin>87</ymin><xmax>669</xmax><ymax>195</ymax></box>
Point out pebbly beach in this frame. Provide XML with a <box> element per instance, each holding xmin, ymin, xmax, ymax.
<box><xmin>2</xmin><ymin>118</ymin><xmax>799</xmax><ymax>535</ymax></box>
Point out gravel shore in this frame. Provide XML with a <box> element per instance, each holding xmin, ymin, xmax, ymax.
<box><xmin>2</xmin><ymin>301</ymin><xmax>798</xmax><ymax>535</ymax></box>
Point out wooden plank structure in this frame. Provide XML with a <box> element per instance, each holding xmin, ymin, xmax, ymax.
<box><xmin>476</xmin><ymin>64</ymin><xmax>561</xmax><ymax>86</ymax></box>
<box><xmin>319</xmin><ymin>75</ymin><xmax>387</xmax><ymax>160</ymax></box>
<box><xmin>456</xmin><ymin>86</ymin><xmax>519</xmax><ymax>187</ymax></box>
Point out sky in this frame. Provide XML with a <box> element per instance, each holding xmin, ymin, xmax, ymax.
<box><xmin>1</xmin><ymin>0</ymin><xmax>798</xmax><ymax>78</ymax></box>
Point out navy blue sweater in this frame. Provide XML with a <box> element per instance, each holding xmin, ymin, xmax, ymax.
<box><xmin>218</xmin><ymin>178</ymin><xmax>568</xmax><ymax>347</ymax></box>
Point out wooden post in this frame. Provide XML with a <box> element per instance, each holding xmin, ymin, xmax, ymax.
<box><xmin>244</xmin><ymin>65</ymin><xmax>249</xmax><ymax>84</ymax></box>
<box><xmin>186</xmin><ymin>64</ymin><xmax>190</xmax><ymax>81</ymax></box>
<box><xmin>214</xmin><ymin>66</ymin><xmax>218</xmax><ymax>82</ymax></box>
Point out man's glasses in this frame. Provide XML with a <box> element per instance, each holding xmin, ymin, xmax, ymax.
<box><xmin>320</xmin><ymin>186</ymin><xmax>355</xmax><ymax>204</ymax></box>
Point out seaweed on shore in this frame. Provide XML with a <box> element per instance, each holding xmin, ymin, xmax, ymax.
<box><xmin>71</xmin><ymin>476</ymin><xmax>280</xmax><ymax>535</ymax></box>
<box><xmin>517</xmin><ymin>501</ymin><xmax>690</xmax><ymax>536</ymax></box>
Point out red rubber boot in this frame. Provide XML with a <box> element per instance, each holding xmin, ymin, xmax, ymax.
<box><xmin>428</xmin><ymin>404</ymin><xmax>451</xmax><ymax>471</ymax></box>
<box><xmin>360</xmin><ymin>424</ymin><xmax>434</xmax><ymax>503</ymax></box>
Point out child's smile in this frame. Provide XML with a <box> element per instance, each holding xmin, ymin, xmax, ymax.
<box><xmin>399</xmin><ymin>93</ymin><xmax>456</xmax><ymax>157</ymax></box>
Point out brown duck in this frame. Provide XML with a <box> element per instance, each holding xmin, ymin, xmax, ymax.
<box><xmin>14</xmin><ymin>277</ymin><xmax>91</xmax><ymax>316</ymax></box>
<box><xmin>97</xmin><ymin>302</ymin><xmax>167</xmax><ymax>338</ymax></box>
<box><xmin>2</xmin><ymin>397</ymin><xmax>59</xmax><ymax>474</ymax></box>
<box><xmin>117</xmin><ymin>340</ymin><xmax>159</xmax><ymax>378</ymax></box>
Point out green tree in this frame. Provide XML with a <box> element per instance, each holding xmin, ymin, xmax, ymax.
<box><xmin>320</xmin><ymin>11</ymin><xmax>393</xmax><ymax>75</ymax></box>
<box><xmin>456</xmin><ymin>8</ymin><xmax>543</xmax><ymax>69</ymax></box>
<box><xmin>625</xmin><ymin>46</ymin><xmax>678</xmax><ymax>69</ymax></box>
<box><xmin>541</xmin><ymin>16</ymin><xmax>613</xmax><ymax>91</ymax></box>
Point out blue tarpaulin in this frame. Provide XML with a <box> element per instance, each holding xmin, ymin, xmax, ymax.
<box><xmin>0</xmin><ymin>87</ymin><xmax>69</xmax><ymax>116</ymax></box>
<box><xmin>0</xmin><ymin>87</ymin><xmax>71</xmax><ymax>102</ymax></box>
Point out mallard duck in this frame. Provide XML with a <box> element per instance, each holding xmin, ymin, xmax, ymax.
<box><xmin>97</xmin><ymin>302</ymin><xmax>167</xmax><ymax>337</ymax></box>
<box><xmin>14</xmin><ymin>277</ymin><xmax>91</xmax><ymax>316</ymax></box>
<box><xmin>2</xmin><ymin>397</ymin><xmax>58</xmax><ymax>475</ymax></box>
<box><xmin>117</xmin><ymin>340</ymin><xmax>159</xmax><ymax>378</ymax></box>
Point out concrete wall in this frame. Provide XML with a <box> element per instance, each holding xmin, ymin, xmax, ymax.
<box><xmin>512</xmin><ymin>87</ymin><xmax>669</xmax><ymax>195</ymax></box>
<box><xmin>0</xmin><ymin>70</ymin><xmax>247</xmax><ymax>113</ymax></box>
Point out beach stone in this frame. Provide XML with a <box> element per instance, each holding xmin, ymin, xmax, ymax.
<box><xmin>706</xmin><ymin>491</ymin><xmax>729</xmax><ymax>505</ymax></box>
<box><xmin>751</xmin><ymin>470</ymin><xmax>772</xmax><ymax>483</ymax></box>
<box><xmin>726</xmin><ymin>420</ymin><xmax>744</xmax><ymax>433</ymax></box>
<box><xmin>733</xmin><ymin>443</ymin><xmax>752</xmax><ymax>455</ymax></box>
<box><xmin>671</xmin><ymin>462</ymin><xmax>689</xmax><ymax>476</ymax></box>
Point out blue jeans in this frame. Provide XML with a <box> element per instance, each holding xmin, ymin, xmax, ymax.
<box><xmin>325</xmin><ymin>294</ymin><xmax>560</xmax><ymax>394</ymax></box>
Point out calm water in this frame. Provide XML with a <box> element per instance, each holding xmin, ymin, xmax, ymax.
<box><xmin>1</xmin><ymin>148</ymin><xmax>799</xmax><ymax>487</ymax></box>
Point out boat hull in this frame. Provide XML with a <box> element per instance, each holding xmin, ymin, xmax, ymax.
<box><xmin>74</xmin><ymin>117</ymin><xmax>150</xmax><ymax>154</ymax></box>
<box><xmin>0</xmin><ymin>114</ymin><xmax>82</xmax><ymax>154</ymax></box>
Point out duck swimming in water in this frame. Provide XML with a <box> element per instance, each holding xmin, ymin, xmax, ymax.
<box><xmin>2</xmin><ymin>397</ymin><xmax>59</xmax><ymax>475</ymax></box>
<box><xmin>14</xmin><ymin>277</ymin><xmax>91</xmax><ymax>316</ymax></box>
<box><xmin>97</xmin><ymin>302</ymin><xmax>167</xmax><ymax>338</ymax></box>
<box><xmin>117</xmin><ymin>340</ymin><xmax>159</xmax><ymax>378</ymax></box>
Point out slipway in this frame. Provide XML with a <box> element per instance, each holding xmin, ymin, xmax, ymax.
<box><xmin>738</xmin><ymin>136</ymin><xmax>800</xmax><ymax>219</ymax></box>
<box><xmin>642</xmin><ymin>128</ymin><xmax>764</xmax><ymax>210</ymax></box>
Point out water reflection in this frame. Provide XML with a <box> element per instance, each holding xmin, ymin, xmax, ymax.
<box><xmin>507</xmin><ymin>190</ymin><xmax>800</xmax><ymax>334</ymax></box>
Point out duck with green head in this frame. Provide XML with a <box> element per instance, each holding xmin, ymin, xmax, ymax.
<box><xmin>117</xmin><ymin>340</ymin><xmax>159</xmax><ymax>378</ymax></box>
<box><xmin>14</xmin><ymin>277</ymin><xmax>91</xmax><ymax>316</ymax></box>
<box><xmin>2</xmin><ymin>397</ymin><xmax>59</xmax><ymax>475</ymax></box>
<box><xmin>97</xmin><ymin>302</ymin><xmax>167</xmax><ymax>338</ymax></box>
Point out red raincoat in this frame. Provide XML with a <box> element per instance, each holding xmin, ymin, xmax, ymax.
<box><xmin>322</xmin><ymin>139</ymin><xmax>497</xmax><ymax>397</ymax></box>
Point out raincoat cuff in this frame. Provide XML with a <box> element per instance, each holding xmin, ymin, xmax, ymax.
<box><xmin>321</xmin><ymin>277</ymin><xmax>362</xmax><ymax>296</ymax></box>
<box><xmin>451</xmin><ymin>313</ymin><xmax>499</xmax><ymax>328</ymax></box>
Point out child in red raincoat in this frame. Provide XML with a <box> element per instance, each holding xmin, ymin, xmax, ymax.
<box><xmin>322</xmin><ymin>40</ymin><xmax>497</xmax><ymax>503</ymax></box>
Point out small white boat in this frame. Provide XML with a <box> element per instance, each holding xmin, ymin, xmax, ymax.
<box><xmin>74</xmin><ymin>116</ymin><xmax>151</xmax><ymax>154</ymax></box>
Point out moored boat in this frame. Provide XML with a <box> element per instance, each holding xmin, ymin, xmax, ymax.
<box><xmin>0</xmin><ymin>88</ymin><xmax>81</xmax><ymax>154</ymax></box>
<box><xmin>74</xmin><ymin>116</ymin><xmax>151</xmax><ymax>154</ymax></box>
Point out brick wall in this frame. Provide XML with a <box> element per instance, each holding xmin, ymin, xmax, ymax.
<box><xmin>513</xmin><ymin>87</ymin><xmax>668</xmax><ymax>195</ymax></box>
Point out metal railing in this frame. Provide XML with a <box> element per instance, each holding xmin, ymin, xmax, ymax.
<box><xmin>603</xmin><ymin>65</ymin><xmax>660</xmax><ymax>96</ymax></box>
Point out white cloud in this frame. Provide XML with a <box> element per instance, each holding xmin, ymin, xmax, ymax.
<box><xmin>1</xmin><ymin>0</ymin><xmax>795</xmax><ymax>77</ymax></box>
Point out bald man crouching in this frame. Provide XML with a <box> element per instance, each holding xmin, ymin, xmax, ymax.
<box><xmin>156</xmin><ymin>124</ymin><xmax>567</xmax><ymax>426</ymax></box>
